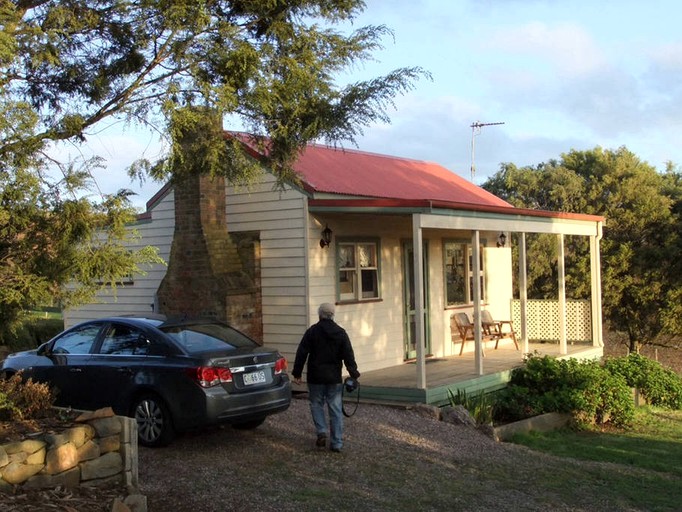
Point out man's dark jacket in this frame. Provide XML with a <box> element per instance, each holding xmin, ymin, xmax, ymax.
<box><xmin>292</xmin><ymin>318</ymin><xmax>360</xmax><ymax>384</ymax></box>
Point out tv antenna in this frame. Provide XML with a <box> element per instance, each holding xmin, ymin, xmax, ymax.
<box><xmin>470</xmin><ymin>121</ymin><xmax>505</xmax><ymax>182</ymax></box>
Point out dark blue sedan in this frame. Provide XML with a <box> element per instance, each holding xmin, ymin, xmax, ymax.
<box><xmin>0</xmin><ymin>316</ymin><xmax>292</xmax><ymax>446</ymax></box>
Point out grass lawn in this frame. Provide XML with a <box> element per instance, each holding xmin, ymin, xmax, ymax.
<box><xmin>508</xmin><ymin>406</ymin><xmax>682</xmax><ymax>507</ymax></box>
<box><xmin>29</xmin><ymin>308</ymin><xmax>62</xmax><ymax>320</ymax></box>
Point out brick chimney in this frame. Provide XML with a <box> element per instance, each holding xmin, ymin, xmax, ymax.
<box><xmin>156</xmin><ymin>171</ymin><xmax>262</xmax><ymax>340</ymax></box>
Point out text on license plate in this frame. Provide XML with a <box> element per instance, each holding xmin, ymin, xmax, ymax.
<box><xmin>243</xmin><ymin>370</ymin><xmax>266</xmax><ymax>385</ymax></box>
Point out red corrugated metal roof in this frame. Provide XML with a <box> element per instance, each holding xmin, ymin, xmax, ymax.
<box><xmin>140</xmin><ymin>133</ymin><xmax>604</xmax><ymax>225</ymax></box>
<box><xmin>293</xmin><ymin>144</ymin><xmax>511</xmax><ymax>207</ymax></box>
<box><xmin>229</xmin><ymin>132</ymin><xmax>510</xmax><ymax>208</ymax></box>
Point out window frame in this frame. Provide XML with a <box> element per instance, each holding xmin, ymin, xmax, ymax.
<box><xmin>51</xmin><ymin>323</ymin><xmax>102</xmax><ymax>355</ymax></box>
<box><xmin>443</xmin><ymin>239</ymin><xmax>485</xmax><ymax>307</ymax></box>
<box><xmin>335</xmin><ymin>238</ymin><xmax>382</xmax><ymax>303</ymax></box>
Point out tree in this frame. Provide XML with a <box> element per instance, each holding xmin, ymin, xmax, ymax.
<box><xmin>0</xmin><ymin>155</ymin><xmax>163</xmax><ymax>340</ymax></box>
<box><xmin>1</xmin><ymin>1</ymin><xmax>426</xmax><ymax>335</ymax></box>
<box><xmin>483</xmin><ymin>147</ymin><xmax>682</xmax><ymax>354</ymax></box>
<box><xmin>4</xmin><ymin>0</ymin><xmax>426</xmax><ymax>180</ymax></box>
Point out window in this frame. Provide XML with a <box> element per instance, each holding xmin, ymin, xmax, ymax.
<box><xmin>444</xmin><ymin>241</ymin><xmax>484</xmax><ymax>306</ymax></box>
<box><xmin>337</xmin><ymin>241</ymin><xmax>380</xmax><ymax>301</ymax></box>
<box><xmin>52</xmin><ymin>324</ymin><xmax>101</xmax><ymax>355</ymax></box>
<box><xmin>161</xmin><ymin>322</ymin><xmax>257</xmax><ymax>354</ymax></box>
<box><xmin>100</xmin><ymin>324</ymin><xmax>146</xmax><ymax>355</ymax></box>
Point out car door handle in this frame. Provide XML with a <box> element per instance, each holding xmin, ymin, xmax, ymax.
<box><xmin>117</xmin><ymin>368</ymin><xmax>133</xmax><ymax>375</ymax></box>
<box><xmin>69</xmin><ymin>368</ymin><xmax>82</xmax><ymax>373</ymax></box>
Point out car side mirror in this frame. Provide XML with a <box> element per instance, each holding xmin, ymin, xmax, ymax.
<box><xmin>36</xmin><ymin>342</ymin><xmax>51</xmax><ymax>356</ymax></box>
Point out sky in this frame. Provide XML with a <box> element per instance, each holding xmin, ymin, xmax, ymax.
<box><xmin>80</xmin><ymin>0</ymin><xmax>682</xmax><ymax>208</ymax></box>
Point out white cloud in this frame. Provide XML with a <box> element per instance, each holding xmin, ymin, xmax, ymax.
<box><xmin>486</xmin><ymin>22</ymin><xmax>608</xmax><ymax>77</ymax></box>
<box><xmin>649</xmin><ymin>42</ymin><xmax>682</xmax><ymax>71</ymax></box>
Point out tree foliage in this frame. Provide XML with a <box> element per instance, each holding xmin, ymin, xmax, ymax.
<box><xmin>2</xmin><ymin>1</ymin><xmax>426</xmax><ymax>337</ymax></box>
<box><xmin>4</xmin><ymin>0</ymin><xmax>427</xmax><ymax>182</ymax></box>
<box><xmin>483</xmin><ymin>147</ymin><xmax>682</xmax><ymax>353</ymax></box>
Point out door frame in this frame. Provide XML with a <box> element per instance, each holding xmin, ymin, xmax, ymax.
<box><xmin>402</xmin><ymin>240</ymin><xmax>431</xmax><ymax>360</ymax></box>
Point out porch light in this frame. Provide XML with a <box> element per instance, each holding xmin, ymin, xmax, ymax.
<box><xmin>320</xmin><ymin>224</ymin><xmax>333</xmax><ymax>248</ymax></box>
<box><xmin>496</xmin><ymin>232</ymin><xmax>507</xmax><ymax>248</ymax></box>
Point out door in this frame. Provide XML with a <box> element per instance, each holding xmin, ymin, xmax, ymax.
<box><xmin>85</xmin><ymin>322</ymin><xmax>174</xmax><ymax>414</ymax></box>
<box><xmin>403</xmin><ymin>241</ymin><xmax>430</xmax><ymax>359</ymax></box>
<box><xmin>35</xmin><ymin>322</ymin><xmax>102</xmax><ymax>409</ymax></box>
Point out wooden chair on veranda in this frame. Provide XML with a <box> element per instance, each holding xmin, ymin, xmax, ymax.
<box><xmin>481</xmin><ymin>309</ymin><xmax>519</xmax><ymax>351</ymax></box>
<box><xmin>451</xmin><ymin>312</ymin><xmax>499</xmax><ymax>356</ymax></box>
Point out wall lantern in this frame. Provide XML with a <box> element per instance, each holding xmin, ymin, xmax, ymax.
<box><xmin>496</xmin><ymin>232</ymin><xmax>507</xmax><ymax>248</ymax></box>
<box><xmin>320</xmin><ymin>224</ymin><xmax>333</xmax><ymax>248</ymax></box>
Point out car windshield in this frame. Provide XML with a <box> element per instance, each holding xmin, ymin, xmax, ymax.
<box><xmin>159</xmin><ymin>322</ymin><xmax>257</xmax><ymax>354</ymax></box>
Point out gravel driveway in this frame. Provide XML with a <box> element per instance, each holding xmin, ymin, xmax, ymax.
<box><xmin>137</xmin><ymin>396</ymin><xmax>678</xmax><ymax>512</ymax></box>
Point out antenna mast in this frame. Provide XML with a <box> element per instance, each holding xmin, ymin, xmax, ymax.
<box><xmin>470</xmin><ymin>121</ymin><xmax>505</xmax><ymax>182</ymax></box>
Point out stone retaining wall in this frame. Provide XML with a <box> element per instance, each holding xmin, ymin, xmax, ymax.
<box><xmin>0</xmin><ymin>407</ymin><xmax>138</xmax><ymax>491</ymax></box>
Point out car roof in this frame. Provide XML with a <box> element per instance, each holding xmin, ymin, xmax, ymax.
<box><xmin>85</xmin><ymin>315</ymin><xmax>229</xmax><ymax>329</ymax></box>
<box><xmin>83</xmin><ymin>315</ymin><xmax>166</xmax><ymax>328</ymax></box>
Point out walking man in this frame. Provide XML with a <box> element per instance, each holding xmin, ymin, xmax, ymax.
<box><xmin>292</xmin><ymin>303</ymin><xmax>360</xmax><ymax>452</ymax></box>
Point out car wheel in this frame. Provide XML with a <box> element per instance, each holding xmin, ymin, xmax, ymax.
<box><xmin>232</xmin><ymin>417</ymin><xmax>266</xmax><ymax>430</ymax></box>
<box><xmin>131</xmin><ymin>394</ymin><xmax>175</xmax><ymax>447</ymax></box>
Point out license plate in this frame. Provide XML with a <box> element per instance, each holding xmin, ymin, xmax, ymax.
<box><xmin>243</xmin><ymin>370</ymin><xmax>266</xmax><ymax>385</ymax></box>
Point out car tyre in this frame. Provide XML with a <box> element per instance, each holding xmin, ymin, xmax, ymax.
<box><xmin>131</xmin><ymin>393</ymin><xmax>175</xmax><ymax>447</ymax></box>
<box><xmin>232</xmin><ymin>417</ymin><xmax>266</xmax><ymax>430</ymax></box>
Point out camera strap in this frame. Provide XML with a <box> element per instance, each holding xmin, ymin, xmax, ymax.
<box><xmin>342</xmin><ymin>382</ymin><xmax>360</xmax><ymax>417</ymax></box>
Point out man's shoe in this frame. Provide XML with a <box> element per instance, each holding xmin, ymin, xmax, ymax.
<box><xmin>330</xmin><ymin>446</ymin><xmax>342</xmax><ymax>453</ymax></box>
<box><xmin>316</xmin><ymin>435</ymin><xmax>327</xmax><ymax>448</ymax></box>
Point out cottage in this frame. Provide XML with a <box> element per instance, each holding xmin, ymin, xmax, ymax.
<box><xmin>66</xmin><ymin>133</ymin><xmax>605</xmax><ymax>405</ymax></box>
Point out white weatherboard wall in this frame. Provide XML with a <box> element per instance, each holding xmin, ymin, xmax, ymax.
<box><xmin>64</xmin><ymin>190</ymin><xmax>176</xmax><ymax>328</ymax></box>
<box><xmin>483</xmin><ymin>245</ymin><xmax>514</xmax><ymax>321</ymax></box>
<box><xmin>305</xmin><ymin>213</ymin><xmax>410</xmax><ymax>374</ymax></box>
<box><xmin>224</xmin><ymin>174</ymin><xmax>309</xmax><ymax>360</ymax></box>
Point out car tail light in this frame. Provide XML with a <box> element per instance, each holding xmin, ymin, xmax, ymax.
<box><xmin>190</xmin><ymin>366</ymin><xmax>233</xmax><ymax>388</ymax></box>
<box><xmin>274</xmin><ymin>357</ymin><xmax>287</xmax><ymax>375</ymax></box>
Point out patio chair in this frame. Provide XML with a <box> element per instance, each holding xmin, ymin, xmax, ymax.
<box><xmin>481</xmin><ymin>309</ymin><xmax>519</xmax><ymax>351</ymax></box>
<box><xmin>451</xmin><ymin>312</ymin><xmax>499</xmax><ymax>356</ymax></box>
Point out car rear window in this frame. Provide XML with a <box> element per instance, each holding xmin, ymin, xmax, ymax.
<box><xmin>160</xmin><ymin>322</ymin><xmax>257</xmax><ymax>354</ymax></box>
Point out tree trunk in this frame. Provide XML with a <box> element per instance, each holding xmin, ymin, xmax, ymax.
<box><xmin>156</xmin><ymin>110</ymin><xmax>262</xmax><ymax>340</ymax></box>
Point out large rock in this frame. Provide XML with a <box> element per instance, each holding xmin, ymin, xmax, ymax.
<box><xmin>98</xmin><ymin>434</ymin><xmax>121</xmax><ymax>454</ymax></box>
<box><xmin>89</xmin><ymin>417</ymin><xmax>122</xmax><ymax>438</ymax></box>
<box><xmin>24</xmin><ymin>466</ymin><xmax>81</xmax><ymax>489</ymax></box>
<box><xmin>43</xmin><ymin>425</ymin><xmax>94</xmax><ymax>448</ymax></box>
<box><xmin>25</xmin><ymin>446</ymin><xmax>46</xmax><ymax>465</ymax></box>
<box><xmin>45</xmin><ymin>442</ymin><xmax>79</xmax><ymax>474</ymax></box>
<box><xmin>75</xmin><ymin>407</ymin><xmax>115</xmax><ymax>422</ymax></box>
<box><xmin>3</xmin><ymin>439</ymin><xmax>46</xmax><ymax>455</ymax></box>
<box><xmin>77</xmin><ymin>439</ymin><xmax>101</xmax><ymax>461</ymax></box>
<box><xmin>0</xmin><ymin>446</ymin><xmax>8</xmax><ymax>468</ymax></box>
<box><xmin>476</xmin><ymin>423</ymin><xmax>499</xmax><ymax>441</ymax></box>
<box><xmin>1</xmin><ymin>461</ymin><xmax>43</xmax><ymax>484</ymax></box>
<box><xmin>80</xmin><ymin>452</ymin><xmax>123</xmax><ymax>480</ymax></box>
<box><xmin>441</xmin><ymin>405</ymin><xmax>477</xmax><ymax>427</ymax></box>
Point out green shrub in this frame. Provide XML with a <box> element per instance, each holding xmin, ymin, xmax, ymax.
<box><xmin>494</xmin><ymin>354</ymin><xmax>634</xmax><ymax>428</ymax></box>
<box><xmin>604</xmin><ymin>353</ymin><xmax>682</xmax><ymax>409</ymax></box>
<box><xmin>447</xmin><ymin>388</ymin><xmax>495</xmax><ymax>425</ymax></box>
<box><xmin>0</xmin><ymin>373</ymin><xmax>56</xmax><ymax>421</ymax></box>
<box><xmin>2</xmin><ymin>317</ymin><xmax>64</xmax><ymax>352</ymax></box>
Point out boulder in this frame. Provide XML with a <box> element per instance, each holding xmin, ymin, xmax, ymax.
<box><xmin>441</xmin><ymin>405</ymin><xmax>476</xmax><ymax>427</ymax></box>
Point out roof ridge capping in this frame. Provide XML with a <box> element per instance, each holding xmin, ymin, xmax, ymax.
<box><xmin>223</xmin><ymin>129</ymin><xmax>439</xmax><ymax>165</ymax></box>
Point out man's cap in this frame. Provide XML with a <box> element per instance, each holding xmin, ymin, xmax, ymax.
<box><xmin>318</xmin><ymin>302</ymin><xmax>335</xmax><ymax>318</ymax></box>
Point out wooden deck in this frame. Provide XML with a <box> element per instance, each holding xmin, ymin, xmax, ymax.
<box><xmin>292</xmin><ymin>341</ymin><xmax>603</xmax><ymax>407</ymax></box>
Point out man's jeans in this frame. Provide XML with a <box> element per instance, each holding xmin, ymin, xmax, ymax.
<box><xmin>308</xmin><ymin>383</ymin><xmax>344</xmax><ymax>449</ymax></box>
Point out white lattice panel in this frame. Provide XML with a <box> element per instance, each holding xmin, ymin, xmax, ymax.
<box><xmin>511</xmin><ymin>299</ymin><xmax>592</xmax><ymax>342</ymax></box>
